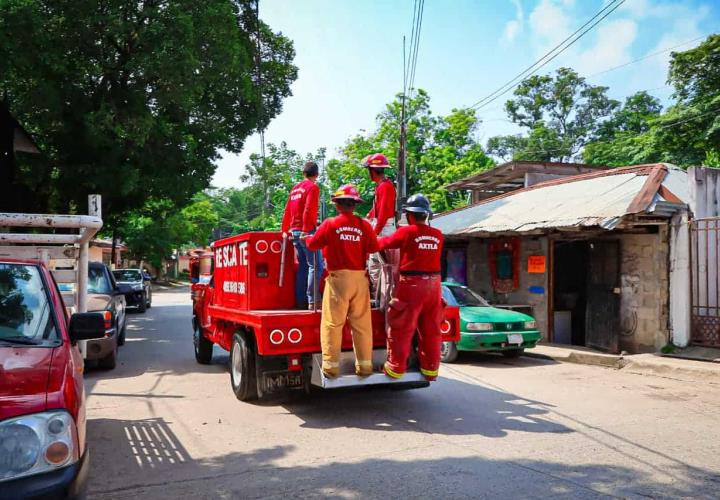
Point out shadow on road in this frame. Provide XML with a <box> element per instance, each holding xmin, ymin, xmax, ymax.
<box><xmin>85</xmin><ymin>417</ymin><xmax>719</xmax><ymax>499</ymax></box>
<box><xmin>450</xmin><ymin>350</ymin><xmax>559</xmax><ymax>368</ymax></box>
<box><xmin>278</xmin><ymin>377</ymin><xmax>570</xmax><ymax>438</ymax></box>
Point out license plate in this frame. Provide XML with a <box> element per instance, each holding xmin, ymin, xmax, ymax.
<box><xmin>262</xmin><ymin>371</ymin><xmax>303</xmax><ymax>392</ymax></box>
<box><xmin>507</xmin><ymin>333</ymin><xmax>524</xmax><ymax>345</ymax></box>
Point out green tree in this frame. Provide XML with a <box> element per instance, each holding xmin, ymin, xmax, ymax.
<box><xmin>0</xmin><ymin>0</ymin><xmax>297</xmax><ymax>228</ymax></box>
<box><xmin>487</xmin><ymin>67</ymin><xmax>619</xmax><ymax>161</ymax></box>
<box><xmin>121</xmin><ymin>194</ymin><xmax>219</xmax><ymax>269</ymax></box>
<box><xmin>583</xmin><ymin>35</ymin><xmax>720</xmax><ymax>168</ymax></box>
<box><xmin>653</xmin><ymin>34</ymin><xmax>720</xmax><ymax>167</ymax></box>
<box><xmin>327</xmin><ymin>90</ymin><xmax>493</xmax><ymax>213</ymax></box>
<box><xmin>583</xmin><ymin>91</ymin><xmax>663</xmax><ymax>166</ymax></box>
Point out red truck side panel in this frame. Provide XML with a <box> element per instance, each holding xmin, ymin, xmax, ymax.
<box><xmin>212</xmin><ymin>232</ymin><xmax>295</xmax><ymax>311</ymax></box>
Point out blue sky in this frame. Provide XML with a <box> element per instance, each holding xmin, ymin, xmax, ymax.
<box><xmin>213</xmin><ymin>0</ymin><xmax>717</xmax><ymax>187</ymax></box>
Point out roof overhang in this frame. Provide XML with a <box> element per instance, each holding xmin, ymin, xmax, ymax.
<box><xmin>445</xmin><ymin>161</ymin><xmax>610</xmax><ymax>198</ymax></box>
<box><xmin>434</xmin><ymin>164</ymin><xmax>689</xmax><ymax>237</ymax></box>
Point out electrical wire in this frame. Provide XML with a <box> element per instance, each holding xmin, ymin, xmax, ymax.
<box><xmin>469</xmin><ymin>0</ymin><xmax>625</xmax><ymax>111</ymax></box>
<box><xmin>587</xmin><ymin>34</ymin><xmax>709</xmax><ymax>79</ymax></box>
<box><xmin>408</xmin><ymin>0</ymin><xmax>425</xmax><ymax>93</ymax></box>
<box><xmin>485</xmin><ymin>104</ymin><xmax>720</xmax><ymax>160</ymax></box>
<box><xmin>404</xmin><ymin>0</ymin><xmax>419</xmax><ymax>96</ymax></box>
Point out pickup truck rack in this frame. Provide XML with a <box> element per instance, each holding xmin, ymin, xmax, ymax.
<box><xmin>0</xmin><ymin>195</ymin><xmax>103</xmax><ymax>313</ymax></box>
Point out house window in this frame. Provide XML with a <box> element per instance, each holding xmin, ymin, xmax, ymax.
<box><xmin>489</xmin><ymin>238</ymin><xmax>520</xmax><ymax>293</ymax></box>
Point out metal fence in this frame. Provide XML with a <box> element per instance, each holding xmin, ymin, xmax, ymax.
<box><xmin>690</xmin><ymin>217</ymin><xmax>720</xmax><ymax>347</ymax></box>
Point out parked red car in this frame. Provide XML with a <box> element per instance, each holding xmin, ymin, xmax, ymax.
<box><xmin>0</xmin><ymin>259</ymin><xmax>106</xmax><ymax>499</ymax></box>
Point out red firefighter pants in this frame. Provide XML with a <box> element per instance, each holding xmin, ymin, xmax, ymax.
<box><xmin>384</xmin><ymin>275</ymin><xmax>443</xmax><ymax>380</ymax></box>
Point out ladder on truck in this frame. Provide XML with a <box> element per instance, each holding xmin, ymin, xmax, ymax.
<box><xmin>0</xmin><ymin>195</ymin><xmax>103</xmax><ymax>313</ymax></box>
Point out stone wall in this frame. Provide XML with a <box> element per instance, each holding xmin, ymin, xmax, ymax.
<box><xmin>465</xmin><ymin>236</ymin><xmax>550</xmax><ymax>339</ymax></box>
<box><xmin>611</xmin><ymin>229</ymin><xmax>670</xmax><ymax>353</ymax></box>
<box><xmin>460</xmin><ymin>230</ymin><xmax>670</xmax><ymax>352</ymax></box>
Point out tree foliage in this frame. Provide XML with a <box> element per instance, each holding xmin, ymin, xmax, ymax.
<box><xmin>327</xmin><ymin>90</ymin><xmax>494</xmax><ymax>213</ymax></box>
<box><xmin>583</xmin><ymin>34</ymin><xmax>720</xmax><ymax>168</ymax></box>
<box><xmin>120</xmin><ymin>195</ymin><xmax>219</xmax><ymax>268</ymax></box>
<box><xmin>487</xmin><ymin>67</ymin><xmax>619</xmax><ymax>162</ymax></box>
<box><xmin>582</xmin><ymin>92</ymin><xmax>663</xmax><ymax>166</ymax></box>
<box><xmin>0</xmin><ymin>0</ymin><xmax>297</xmax><ymax>222</ymax></box>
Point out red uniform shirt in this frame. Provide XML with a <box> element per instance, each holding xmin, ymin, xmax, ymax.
<box><xmin>378</xmin><ymin>223</ymin><xmax>444</xmax><ymax>273</ymax></box>
<box><xmin>306</xmin><ymin>212</ymin><xmax>379</xmax><ymax>271</ymax></box>
<box><xmin>281</xmin><ymin>179</ymin><xmax>319</xmax><ymax>233</ymax></box>
<box><xmin>367</xmin><ymin>178</ymin><xmax>396</xmax><ymax>235</ymax></box>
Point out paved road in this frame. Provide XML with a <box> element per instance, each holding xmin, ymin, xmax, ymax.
<box><xmin>84</xmin><ymin>289</ymin><xmax>720</xmax><ymax>499</ymax></box>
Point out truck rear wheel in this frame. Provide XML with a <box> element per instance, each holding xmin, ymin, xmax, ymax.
<box><xmin>440</xmin><ymin>341</ymin><xmax>459</xmax><ymax>363</ymax></box>
<box><xmin>230</xmin><ymin>333</ymin><xmax>258</xmax><ymax>401</ymax></box>
<box><xmin>193</xmin><ymin>323</ymin><xmax>213</xmax><ymax>364</ymax></box>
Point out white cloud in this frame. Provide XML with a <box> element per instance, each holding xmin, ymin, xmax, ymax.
<box><xmin>529</xmin><ymin>0</ymin><xmax>573</xmax><ymax>46</ymax></box>
<box><xmin>574</xmin><ymin>19</ymin><xmax>638</xmax><ymax>75</ymax></box>
<box><xmin>502</xmin><ymin>0</ymin><xmax>524</xmax><ymax>43</ymax></box>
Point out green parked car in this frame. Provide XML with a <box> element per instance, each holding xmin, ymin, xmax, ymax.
<box><xmin>440</xmin><ymin>282</ymin><xmax>541</xmax><ymax>363</ymax></box>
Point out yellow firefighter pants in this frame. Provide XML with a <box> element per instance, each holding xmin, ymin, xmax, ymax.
<box><xmin>320</xmin><ymin>270</ymin><xmax>374</xmax><ymax>377</ymax></box>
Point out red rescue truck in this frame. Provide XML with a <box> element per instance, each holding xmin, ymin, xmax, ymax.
<box><xmin>191</xmin><ymin>231</ymin><xmax>460</xmax><ymax>401</ymax></box>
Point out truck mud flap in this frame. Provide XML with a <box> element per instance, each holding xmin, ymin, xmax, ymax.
<box><xmin>310</xmin><ymin>349</ymin><xmax>429</xmax><ymax>389</ymax></box>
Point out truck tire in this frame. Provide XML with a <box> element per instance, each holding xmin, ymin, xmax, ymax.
<box><xmin>440</xmin><ymin>341</ymin><xmax>459</xmax><ymax>363</ymax></box>
<box><xmin>138</xmin><ymin>294</ymin><xmax>147</xmax><ymax>313</ymax></box>
<box><xmin>99</xmin><ymin>345</ymin><xmax>117</xmax><ymax>370</ymax></box>
<box><xmin>193</xmin><ymin>323</ymin><xmax>213</xmax><ymax>365</ymax></box>
<box><xmin>230</xmin><ymin>333</ymin><xmax>258</xmax><ymax>401</ymax></box>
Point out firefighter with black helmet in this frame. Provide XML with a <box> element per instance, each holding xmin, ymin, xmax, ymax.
<box><xmin>378</xmin><ymin>193</ymin><xmax>445</xmax><ymax>381</ymax></box>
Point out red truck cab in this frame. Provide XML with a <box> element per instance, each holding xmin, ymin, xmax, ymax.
<box><xmin>192</xmin><ymin>231</ymin><xmax>460</xmax><ymax>401</ymax></box>
<box><xmin>0</xmin><ymin>259</ymin><xmax>106</xmax><ymax>499</ymax></box>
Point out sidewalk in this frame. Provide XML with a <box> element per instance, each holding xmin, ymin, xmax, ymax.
<box><xmin>526</xmin><ymin>343</ymin><xmax>720</xmax><ymax>384</ymax></box>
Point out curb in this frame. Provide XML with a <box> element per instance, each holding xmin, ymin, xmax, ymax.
<box><xmin>525</xmin><ymin>347</ymin><xmax>720</xmax><ymax>384</ymax></box>
<box><xmin>525</xmin><ymin>349</ymin><xmax>624</xmax><ymax>369</ymax></box>
<box><xmin>620</xmin><ymin>354</ymin><xmax>720</xmax><ymax>384</ymax></box>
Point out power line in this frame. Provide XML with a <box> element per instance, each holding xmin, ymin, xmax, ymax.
<box><xmin>404</xmin><ymin>0</ymin><xmax>420</xmax><ymax>96</ymax></box>
<box><xmin>469</xmin><ymin>0</ymin><xmax>625</xmax><ymax>111</ymax></box>
<box><xmin>408</xmin><ymin>0</ymin><xmax>425</xmax><ymax>93</ymax></box>
<box><xmin>587</xmin><ymin>34</ymin><xmax>709</xmax><ymax>79</ymax></box>
<box><xmin>485</xmin><ymin>104</ymin><xmax>720</xmax><ymax>160</ymax></box>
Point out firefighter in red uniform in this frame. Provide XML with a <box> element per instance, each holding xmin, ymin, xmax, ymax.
<box><xmin>281</xmin><ymin>161</ymin><xmax>323</xmax><ymax>309</ymax></box>
<box><xmin>363</xmin><ymin>153</ymin><xmax>398</xmax><ymax>306</ymax></box>
<box><xmin>304</xmin><ymin>184</ymin><xmax>379</xmax><ymax>378</ymax></box>
<box><xmin>378</xmin><ymin>194</ymin><xmax>444</xmax><ymax>381</ymax></box>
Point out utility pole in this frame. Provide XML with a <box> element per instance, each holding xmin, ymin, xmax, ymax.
<box><xmin>397</xmin><ymin>37</ymin><xmax>408</xmax><ymax>218</ymax></box>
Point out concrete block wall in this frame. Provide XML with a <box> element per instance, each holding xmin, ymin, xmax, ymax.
<box><xmin>465</xmin><ymin>236</ymin><xmax>550</xmax><ymax>339</ymax></box>
<box><xmin>614</xmin><ymin>230</ymin><xmax>670</xmax><ymax>353</ymax></box>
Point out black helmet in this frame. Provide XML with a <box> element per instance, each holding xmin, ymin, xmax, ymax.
<box><xmin>402</xmin><ymin>193</ymin><xmax>432</xmax><ymax>215</ymax></box>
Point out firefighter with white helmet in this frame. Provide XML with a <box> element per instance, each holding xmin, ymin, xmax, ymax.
<box><xmin>304</xmin><ymin>184</ymin><xmax>378</xmax><ymax>378</ymax></box>
<box><xmin>378</xmin><ymin>193</ymin><xmax>445</xmax><ymax>381</ymax></box>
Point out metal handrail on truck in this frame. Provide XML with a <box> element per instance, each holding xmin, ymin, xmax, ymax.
<box><xmin>0</xmin><ymin>195</ymin><xmax>103</xmax><ymax>312</ymax></box>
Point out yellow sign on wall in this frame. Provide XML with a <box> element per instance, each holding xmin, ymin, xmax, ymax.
<box><xmin>528</xmin><ymin>255</ymin><xmax>546</xmax><ymax>274</ymax></box>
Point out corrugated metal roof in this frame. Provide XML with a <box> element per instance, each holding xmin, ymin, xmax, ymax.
<box><xmin>434</xmin><ymin>164</ymin><xmax>688</xmax><ymax>236</ymax></box>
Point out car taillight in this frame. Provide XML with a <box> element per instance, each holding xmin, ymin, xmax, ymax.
<box><xmin>102</xmin><ymin>310</ymin><xmax>113</xmax><ymax>330</ymax></box>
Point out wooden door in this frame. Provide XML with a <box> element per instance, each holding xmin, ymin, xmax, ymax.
<box><xmin>585</xmin><ymin>241</ymin><xmax>620</xmax><ymax>353</ymax></box>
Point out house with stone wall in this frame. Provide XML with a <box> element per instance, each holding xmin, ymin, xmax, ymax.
<box><xmin>435</xmin><ymin>163</ymin><xmax>692</xmax><ymax>354</ymax></box>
